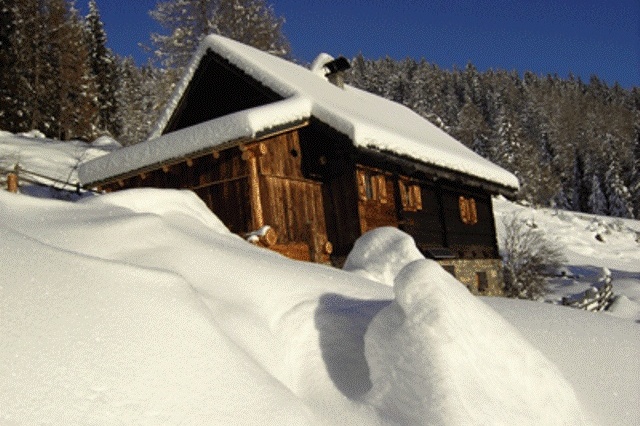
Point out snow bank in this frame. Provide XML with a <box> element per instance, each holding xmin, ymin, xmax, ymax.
<box><xmin>494</xmin><ymin>196</ymin><xmax>640</xmax><ymax>273</ymax></box>
<box><xmin>606</xmin><ymin>279</ymin><xmax>640</xmax><ymax>320</ymax></box>
<box><xmin>487</xmin><ymin>297</ymin><xmax>640</xmax><ymax>425</ymax></box>
<box><xmin>1</xmin><ymin>186</ymin><xmax>637</xmax><ymax>425</ymax></box>
<box><xmin>0</xmin><ymin>222</ymin><xmax>317</xmax><ymax>425</ymax></box>
<box><xmin>343</xmin><ymin>226</ymin><xmax>424</xmax><ymax>286</ymax></box>
<box><xmin>362</xmin><ymin>259</ymin><xmax>587</xmax><ymax>425</ymax></box>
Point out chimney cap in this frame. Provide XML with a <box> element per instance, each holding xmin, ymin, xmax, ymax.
<box><xmin>323</xmin><ymin>56</ymin><xmax>351</xmax><ymax>75</ymax></box>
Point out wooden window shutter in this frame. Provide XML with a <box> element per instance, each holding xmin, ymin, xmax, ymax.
<box><xmin>460</xmin><ymin>196</ymin><xmax>470</xmax><ymax>224</ymax></box>
<box><xmin>459</xmin><ymin>196</ymin><xmax>478</xmax><ymax>225</ymax></box>
<box><xmin>399</xmin><ymin>180</ymin><xmax>409</xmax><ymax>209</ymax></box>
<box><xmin>410</xmin><ymin>185</ymin><xmax>422</xmax><ymax>210</ymax></box>
<box><xmin>468</xmin><ymin>197</ymin><xmax>478</xmax><ymax>224</ymax></box>
<box><xmin>375</xmin><ymin>175</ymin><xmax>387</xmax><ymax>203</ymax></box>
<box><xmin>357</xmin><ymin>170</ymin><xmax>367</xmax><ymax>201</ymax></box>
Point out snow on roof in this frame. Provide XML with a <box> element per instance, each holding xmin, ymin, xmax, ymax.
<box><xmin>80</xmin><ymin>35</ymin><xmax>519</xmax><ymax>190</ymax></box>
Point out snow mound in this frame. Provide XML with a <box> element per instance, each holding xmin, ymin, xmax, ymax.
<box><xmin>606</xmin><ymin>279</ymin><xmax>640</xmax><ymax>320</ymax></box>
<box><xmin>363</xmin><ymin>259</ymin><xmax>587</xmax><ymax>425</ymax></box>
<box><xmin>91</xmin><ymin>135</ymin><xmax>122</xmax><ymax>150</ymax></box>
<box><xmin>343</xmin><ymin>227</ymin><xmax>424</xmax><ymax>286</ymax></box>
<box><xmin>83</xmin><ymin>188</ymin><xmax>230</xmax><ymax>235</ymax></box>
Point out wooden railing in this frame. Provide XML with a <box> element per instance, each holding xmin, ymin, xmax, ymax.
<box><xmin>561</xmin><ymin>280</ymin><xmax>614</xmax><ymax>312</ymax></box>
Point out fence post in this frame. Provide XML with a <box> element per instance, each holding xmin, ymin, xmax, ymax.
<box><xmin>7</xmin><ymin>172</ymin><xmax>18</xmax><ymax>193</ymax></box>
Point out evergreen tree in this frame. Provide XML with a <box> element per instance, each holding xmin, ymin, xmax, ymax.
<box><xmin>0</xmin><ymin>0</ymin><xmax>19</xmax><ymax>130</ymax></box>
<box><xmin>149</xmin><ymin>0</ymin><xmax>289</xmax><ymax>70</ymax></box>
<box><xmin>213</xmin><ymin>0</ymin><xmax>289</xmax><ymax>57</ymax></box>
<box><xmin>85</xmin><ymin>0</ymin><xmax>119</xmax><ymax>137</ymax></box>
<box><xmin>115</xmin><ymin>58</ymin><xmax>179</xmax><ymax>145</ymax></box>
<box><xmin>588</xmin><ymin>175</ymin><xmax>608</xmax><ymax>215</ymax></box>
<box><xmin>2</xmin><ymin>0</ymin><xmax>49</xmax><ymax>134</ymax></box>
<box><xmin>454</xmin><ymin>100</ymin><xmax>489</xmax><ymax>155</ymax></box>
<box><xmin>604</xmin><ymin>159</ymin><xmax>634</xmax><ymax>218</ymax></box>
<box><xmin>45</xmin><ymin>0</ymin><xmax>97</xmax><ymax>140</ymax></box>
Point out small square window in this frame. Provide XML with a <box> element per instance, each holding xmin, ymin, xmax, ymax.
<box><xmin>476</xmin><ymin>272</ymin><xmax>488</xmax><ymax>292</ymax></box>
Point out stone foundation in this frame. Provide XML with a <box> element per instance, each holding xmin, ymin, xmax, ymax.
<box><xmin>437</xmin><ymin>258</ymin><xmax>504</xmax><ymax>296</ymax></box>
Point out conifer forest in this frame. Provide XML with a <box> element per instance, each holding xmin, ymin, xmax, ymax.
<box><xmin>1</xmin><ymin>0</ymin><xmax>639</xmax><ymax>218</ymax></box>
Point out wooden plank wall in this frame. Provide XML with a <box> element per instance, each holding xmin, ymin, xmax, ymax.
<box><xmin>398</xmin><ymin>184</ymin><xmax>446</xmax><ymax>249</ymax></box>
<box><xmin>258</xmin><ymin>130</ymin><xmax>329</xmax><ymax>262</ymax></box>
<box><xmin>440</xmin><ymin>188</ymin><xmax>498</xmax><ymax>258</ymax></box>
<box><xmin>321</xmin><ymin>174</ymin><xmax>361</xmax><ymax>257</ymax></box>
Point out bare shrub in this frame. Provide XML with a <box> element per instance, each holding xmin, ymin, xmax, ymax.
<box><xmin>501</xmin><ymin>214</ymin><xmax>566</xmax><ymax>300</ymax></box>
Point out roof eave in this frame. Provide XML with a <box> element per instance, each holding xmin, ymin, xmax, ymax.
<box><xmin>356</xmin><ymin>146</ymin><xmax>519</xmax><ymax>198</ymax></box>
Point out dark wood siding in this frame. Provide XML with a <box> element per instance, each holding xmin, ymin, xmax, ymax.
<box><xmin>258</xmin><ymin>131</ymin><xmax>304</xmax><ymax>180</ymax></box>
<box><xmin>163</xmin><ymin>51</ymin><xmax>282</xmax><ymax>134</ymax></box>
<box><xmin>194</xmin><ymin>179</ymin><xmax>251</xmax><ymax>234</ymax></box>
<box><xmin>321</xmin><ymin>173</ymin><xmax>361</xmax><ymax>258</ymax></box>
<box><xmin>440</xmin><ymin>187</ymin><xmax>498</xmax><ymax>258</ymax></box>
<box><xmin>398</xmin><ymin>183</ymin><xmax>446</xmax><ymax>249</ymax></box>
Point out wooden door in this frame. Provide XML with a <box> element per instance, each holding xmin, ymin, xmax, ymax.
<box><xmin>356</xmin><ymin>166</ymin><xmax>399</xmax><ymax>233</ymax></box>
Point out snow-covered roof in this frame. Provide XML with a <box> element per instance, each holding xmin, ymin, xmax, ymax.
<box><xmin>80</xmin><ymin>35</ymin><xmax>519</xmax><ymax>191</ymax></box>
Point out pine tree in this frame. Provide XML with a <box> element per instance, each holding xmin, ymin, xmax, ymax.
<box><xmin>115</xmin><ymin>58</ymin><xmax>179</xmax><ymax>145</ymax></box>
<box><xmin>213</xmin><ymin>0</ymin><xmax>289</xmax><ymax>57</ymax></box>
<box><xmin>588</xmin><ymin>174</ymin><xmax>608</xmax><ymax>215</ymax></box>
<box><xmin>85</xmin><ymin>0</ymin><xmax>118</xmax><ymax>137</ymax></box>
<box><xmin>0</xmin><ymin>0</ymin><xmax>19</xmax><ymax>130</ymax></box>
<box><xmin>604</xmin><ymin>159</ymin><xmax>634</xmax><ymax>218</ymax></box>
<box><xmin>149</xmin><ymin>0</ymin><xmax>290</xmax><ymax>71</ymax></box>
<box><xmin>2</xmin><ymin>0</ymin><xmax>49</xmax><ymax>134</ymax></box>
<box><xmin>45</xmin><ymin>0</ymin><xmax>97</xmax><ymax>140</ymax></box>
<box><xmin>454</xmin><ymin>100</ymin><xmax>489</xmax><ymax>155</ymax></box>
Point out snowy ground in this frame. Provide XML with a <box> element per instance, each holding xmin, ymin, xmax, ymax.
<box><xmin>1</xmin><ymin>132</ymin><xmax>639</xmax><ymax>425</ymax></box>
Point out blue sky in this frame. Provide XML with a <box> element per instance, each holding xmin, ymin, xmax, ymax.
<box><xmin>90</xmin><ymin>0</ymin><xmax>639</xmax><ymax>88</ymax></box>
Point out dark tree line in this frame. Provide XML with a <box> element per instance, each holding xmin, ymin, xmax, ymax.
<box><xmin>0</xmin><ymin>0</ymin><xmax>131</xmax><ymax>141</ymax></box>
<box><xmin>1</xmin><ymin>1</ymin><xmax>638</xmax><ymax>219</ymax></box>
<box><xmin>0</xmin><ymin>0</ymin><xmax>288</xmax><ymax>145</ymax></box>
<box><xmin>346</xmin><ymin>57</ymin><xmax>640</xmax><ymax>219</ymax></box>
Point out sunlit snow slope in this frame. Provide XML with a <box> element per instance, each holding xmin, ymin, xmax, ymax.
<box><xmin>1</xmin><ymin>132</ymin><xmax>638</xmax><ymax>425</ymax></box>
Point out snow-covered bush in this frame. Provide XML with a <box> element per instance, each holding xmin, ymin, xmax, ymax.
<box><xmin>501</xmin><ymin>214</ymin><xmax>565</xmax><ymax>300</ymax></box>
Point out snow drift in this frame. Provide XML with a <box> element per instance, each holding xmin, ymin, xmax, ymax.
<box><xmin>3</xmin><ymin>188</ymin><xmax>630</xmax><ymax>424</ymax></box>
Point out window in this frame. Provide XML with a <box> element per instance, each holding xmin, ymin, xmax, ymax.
<box><xmin>459</xmin><ymin>196</ymin><xmax>478</xmax><ymax>225</ymax></box>
<box><xmin>357</xmin><ymin>169</ymin><xmax>388</xmax><ymax>203</ymax></box>
<box><xmin>476</xmin><ymin>272</ymin><xmax>488</xmax><ymax>292</ymax></box>
<box><xmin>399</xmin><ymin>180</ymin><xmax>423</xmax><ymax>211</ymax></box>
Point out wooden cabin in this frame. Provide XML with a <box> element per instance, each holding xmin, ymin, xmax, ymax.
<box><xmin>79</xmin><ymin>35</ymin><xmax>519</xmax><ymax>295</ymax></box>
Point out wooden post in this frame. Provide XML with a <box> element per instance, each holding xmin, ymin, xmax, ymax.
<box><xmin>243</xmin><ymin>147</ymin><xmax>264</xmax><ymax>230</ymax></box>
<box><xmin>259</xmin><ymin>227</ymin><xmax>278</xmax><ymax>247</ymax></box>
<box><xmin>7</xmin><ymin>172</ymin><xmax>18</xmax><ymax>193</ymax></box>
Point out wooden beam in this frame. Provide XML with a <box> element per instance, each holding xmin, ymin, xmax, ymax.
<box><xmin>256</xmin><ymin>142</ymin><xmax>268</xmax><ymax>157</ymax></box>
<box><xmin>240</xmin><ymin>142</ymin><xmax>268</xmax><ymax>161</ymax></box>
<box><xmin>246</xmin><ymin>154</ymin><xmax>263</xmax><ymax>229</ymax></box>
<box><xmin>212</xmin><ymin>150</ymin><xmax>220</xmax><ymax>159</ymax></box>
<box><xmin>186</xmin><ymin>158</ymin><xmax>193</xmax><ymax>167</ymax></box>
<box><xmin>139</xmin><ymin>172</ymin><xmax>146</xmax><ymax>180</ymax></box>
<box><xmin>162</xmin><ymin>165</ymin><xmax>170</xmax><ymax>173</ymax></box>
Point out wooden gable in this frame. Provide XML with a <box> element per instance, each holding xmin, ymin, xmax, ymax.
<box><xmin>163</xmin><ymin>50</ymin><xmax>283</xmax><ymax>135</ymax></box>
